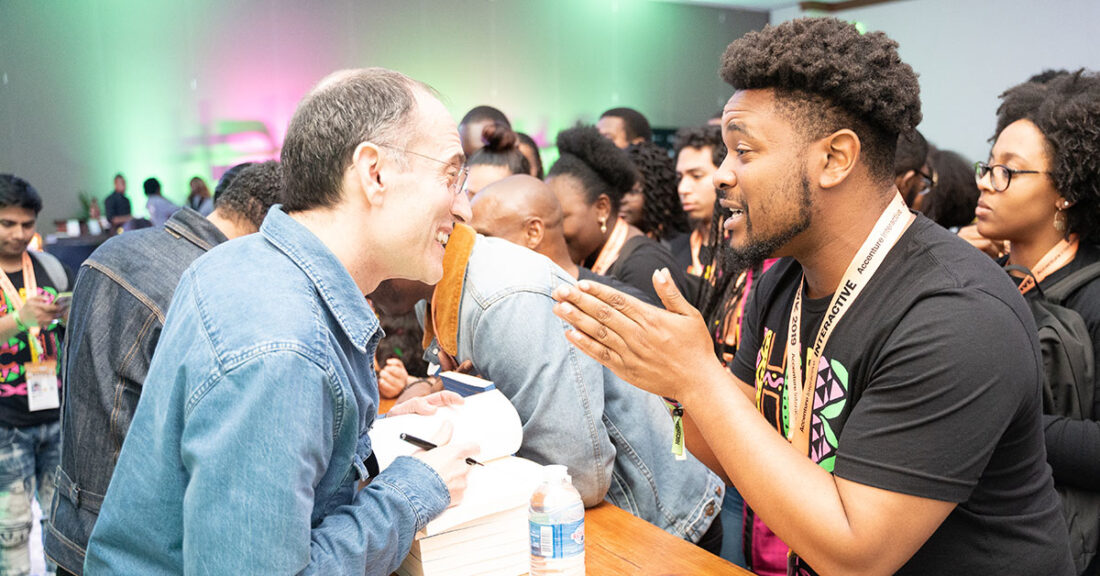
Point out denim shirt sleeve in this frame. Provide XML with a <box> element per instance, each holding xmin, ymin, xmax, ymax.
<box><xmin>467</xmin><ymin>290</ymin><xmax>614</xmax><ymax>507</ymax></box>
<box><xmin>179</xmin><ymin>350</ymin><xmax>449</xmax><ymax>575</ymax></box>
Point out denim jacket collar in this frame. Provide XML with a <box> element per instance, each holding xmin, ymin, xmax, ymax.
<box><xmin>260</xmin><ymin>206</ymin><xmax>378</xmax><ymax>352</ymax></box>
<box><xmin>164</xmin><ymin>207</ymin><xmax>229</xmax><ymax>251</ymax></box>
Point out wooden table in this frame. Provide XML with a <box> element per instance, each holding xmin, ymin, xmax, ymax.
<box><xmin>379</xmin><ymin>397</ymin><xmax>755</xmax><ymax>575</ymax></box>
<box><xmin>585</xmin><ymin>501</ymin><xmax>753</xmax><ymax>575</ymax></box>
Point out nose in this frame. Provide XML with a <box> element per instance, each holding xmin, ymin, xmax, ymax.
<box><xmin>678</xmin><ymin>175</ymin><xmax>692</xmax><ymax>196</ymax></box>
<box><xmin>452</xmin><ymin>189</ymin><xmax>473</xmax><ymax>223</ymax></box>
<box><xmin>975</xmin><ymin>167</ymin><xmax>995</xmax><ymax>194</ymax></box>
<box><xmin>713</xmin><ymin>155</ymin><xmax>737</xmax><ymax>191</ymax></box>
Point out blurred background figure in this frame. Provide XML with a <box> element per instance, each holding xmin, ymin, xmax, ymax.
<box><xmin>187</xmin><ymin>176</ymin><xmax>214</xmax><ymax>216</ymax></box>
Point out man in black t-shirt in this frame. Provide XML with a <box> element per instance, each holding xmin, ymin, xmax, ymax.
<box><xmin>103</xmin><ymin>173</ymin><xmax>131</xmax><ymax>229</ymax></box>
<box><xmin>0</xmin><ymin>174</ymin><xmax>74</xmax><ymax>576</ymax></box>
<box><xmin>552</xmin><ymin>18</ymin><xmax>1073</xmax><ymax>576</ymax></box>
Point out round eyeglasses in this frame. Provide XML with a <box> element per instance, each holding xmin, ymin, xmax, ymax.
<box><xmin>974</xmin><ymin>161</ymin><xmax>1049</xmax><ymax>193</ymax></box>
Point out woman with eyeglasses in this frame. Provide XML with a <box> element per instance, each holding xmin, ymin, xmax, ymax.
<box><xmin>975</xmin><ymin>69</ymin><xmax>1100</xmax><ymax>576</ymax></box>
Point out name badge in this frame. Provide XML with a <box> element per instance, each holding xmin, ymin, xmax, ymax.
<box><xmin>25</xmin><ymin>361</ymin><xmax>59</xmax><ymax>412</ymax></box>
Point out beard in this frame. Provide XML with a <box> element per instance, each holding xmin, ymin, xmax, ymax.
<box><xmin>720</xmin><ymin>170</ymin><xmax>813</xmax><ymax>272</ymax></box>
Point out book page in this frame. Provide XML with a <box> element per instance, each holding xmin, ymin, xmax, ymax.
<box><xmin>369</xmin><ymin>389</ymin><xmax>522</xmax><ymax>470</ymax></box>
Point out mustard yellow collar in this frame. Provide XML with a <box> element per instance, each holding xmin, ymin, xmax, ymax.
<box><xmin>421</xmin><ymin>223</ymin><xmax>476</xmax><ymax>356</ymax></box>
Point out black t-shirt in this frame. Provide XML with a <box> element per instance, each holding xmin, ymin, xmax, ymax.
<box><xmin>104</xmin><ymin>191</ymin><xmax>131</xmax><ymax>222</ymax></box>
<box><xmin>731</xmin><ymin>216</ymin><xmax>1073</xmax><ymax>575</ymax></box>
<box><xmin>0</xmin><ymin>253</ymin><xmax>74</xmax><ymax>427</ymax></box>
<box><xmin>607</xmin><ymin>235</ymin><xmax>691</xmax><ymax>305</ymax></box>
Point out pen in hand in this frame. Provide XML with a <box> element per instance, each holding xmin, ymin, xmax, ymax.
<box><xmin>400</xmin><ymin>432</ymin><xmax>485</xmax><ymax>466</ymax></box>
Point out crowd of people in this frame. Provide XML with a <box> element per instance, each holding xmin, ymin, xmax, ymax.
<box><xmin>0</xmin><ymin>15</ymin><xmax>1097</xmax><ymax>576</ymax></box>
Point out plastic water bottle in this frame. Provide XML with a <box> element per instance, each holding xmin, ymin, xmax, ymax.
<box><xmin>529</xmin><ymin>465</ymin><xmax>585</xmax><ymax>575</ymax></box>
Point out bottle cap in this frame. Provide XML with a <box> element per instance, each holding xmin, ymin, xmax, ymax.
<box><xmin>543</xmin><ymin>464</ymin><xmax>571</xmax><ymax>483</ymax></box>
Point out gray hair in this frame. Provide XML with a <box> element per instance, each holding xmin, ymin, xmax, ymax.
<box><xmin>280</xmin><ymin>67</ymin><xmax>432</xmax><ymax>212</ymax></box>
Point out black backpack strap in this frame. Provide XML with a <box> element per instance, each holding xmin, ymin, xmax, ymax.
<box><xmin>1045</xmin><ymin>261</ymin><xmax>1100</xmax><ymax>303</ymax></box>
<box><xmin>1004</xmin><ymin>264</ymin><xmax>1046</xmax><ymax>299</ymax></box>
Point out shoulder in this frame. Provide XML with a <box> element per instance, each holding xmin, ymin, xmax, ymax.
<box><xmin>885</xmin><ymin>217</ymin><xmax>1028</xmax><ymax>318</ymax></box>
<box><xmin>464</xmin><ymin>236</ymin><xmax>572</xmax><ymax>302</ymax></box>
<box><xmin>175</xmin><ymin>235</ymin><xmax>331</xmax><ymax>364</ymax></box>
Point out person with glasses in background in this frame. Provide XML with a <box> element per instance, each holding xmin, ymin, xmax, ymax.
<box><xmin>894</xmin><ymin>129</ymin><xmax>935</xmax><ymax>210</ymax></box>
<box><xmin>972</xmin><ymin>69</ymin><xmax>1100</xmax><ymax>576</ymax></box>
<box><xmin>85</xmin><ymin>68</ymin><xmax>479</xmax><ymax>576</ymax></box>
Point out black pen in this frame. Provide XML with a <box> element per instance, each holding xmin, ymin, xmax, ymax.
<box><xmin>400</xmin><ymin>432</ymin><xmax>484</xmax><ymax>466</ymax></box>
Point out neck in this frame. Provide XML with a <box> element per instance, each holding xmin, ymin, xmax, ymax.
<box><xmin>0</xmin><ymin>253</ymin><xmax>24</xmax><ymax>273</ymax></box>
<box><xmin>796</xmin><ymin>190</ymin><xmax>898</xmax><ymax>299</ymax></box>
<box><xmin>207</xmin><ymin>210</ymin><xmax>257</xmax><ymax>240</ymax></box>
<box><xmin>692</xmin><ymin>217</ymin><xmax>711</xmax><ymax>239</ymax></box>
<box><xmin>290</xmin><ymin>206</ymin><xmax>382</xmax><ymax>295</ymax></box>
<box><xmin>540</xmin><ymin>233</ymin><xmax>580</xmax><ymax>279</ymax></box>
<box><xmin>1007</xmin><ymin>227</ymin><xmax>1067</xmax><ymax>272</ymax></box>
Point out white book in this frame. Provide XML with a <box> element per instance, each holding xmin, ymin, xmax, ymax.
<box><xmin>371</xmin><ymin>390</ymin><xmax>545</xmax><ymax>576</ymax></box>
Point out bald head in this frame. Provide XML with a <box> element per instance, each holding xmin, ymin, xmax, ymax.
<box><xmin>470</xmin><ymin>175</ymin><xmax>562</xmax><ymax>246</ymax></box>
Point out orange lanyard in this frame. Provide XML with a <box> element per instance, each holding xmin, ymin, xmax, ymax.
<box><xmin>688</xmin><ymin>229</ymin><xmax>706</xmax><ymax>277</ymax></box>
<box><xmin>0</xmin><ymin>253</ymin><xmax>41</xmax><ymax>361</ymax></box>
<box><xmin>785</xmin><ymin>195</ymin><xmax>911</xmax><ymax>457</ymax></box>
<box><xmin>1016</xmin><ymin>237</ymin><xmax>1079</xmax><ymax>295</ymax></box>
<box><xmin>592</xmin><ymin>218</ymin><xmax>630</xmax><ymax>275</ymax></box>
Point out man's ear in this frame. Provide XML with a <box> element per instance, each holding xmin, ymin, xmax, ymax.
<box><xmin>525</xmin><ymin>217</ymin><xmax>545</xmax><ymax>250</ymax></box>
<box><xmin>818</xmin><ymin>129</ymin><xmax>860</xmax><ymax>190</ymax></box>
<box><xmin>352</xmin><ymin>142</ymin><xmax>385</xmax><ymax>206</ymax></box>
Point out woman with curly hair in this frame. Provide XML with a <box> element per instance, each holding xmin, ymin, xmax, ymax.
<box><xmin>975</xmin><ymin>69</ymin><xmax>1100</xmax><ymax>576</ymax></box>
<box><xmin>464</xmin><ymin>121</ymin><xmax>530</xmax><ymax>197</ymax></box>
<box><xmin>622</xmin><ymin>141</ymin><xmax>690</xmax><ymax>244</ymax></box>
<box><xmin>547</xmin><ymin>125</ymin><xmax>690</xmax><ymax>304</ymax></box>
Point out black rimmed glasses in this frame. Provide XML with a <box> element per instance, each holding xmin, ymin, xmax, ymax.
<box><xmin>974</xmin><ymin>161</ymin><xmax>1048</xmax><ymax>193</ymax></box>
<box><xmin>917</xmin><ymin>168</ymin><xmax>937</xmax><ymax>195</ymax></box>
<box><xmin>376</xmin><ymin>143</ymin><xmax>469</xmax><ymax>196</ymax></box>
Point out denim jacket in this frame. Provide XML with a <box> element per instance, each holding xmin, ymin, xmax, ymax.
<box><xmin>46</xmin><ymin>208</ymin><xmax>226</xmax><ymax>574</ymax></box>
<box><xmin>84</xmin><ymin>208</ymin><xmax>449</xmax><ymax>575</ymax></box>
<box><xmin>426</xmin><ymin>230</ymin><xmax>723</xmax><ymax>542</ymax></box>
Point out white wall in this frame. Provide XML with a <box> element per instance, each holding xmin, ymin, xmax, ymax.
<box><xmin>771</xmin><ymin>0</ymin><xmax>1100</xmax><ymax>163</ymax></box>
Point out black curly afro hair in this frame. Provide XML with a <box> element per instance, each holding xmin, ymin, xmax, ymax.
<box><xmin>548</xmin><ymin>124</ymin><xmax>637</xmax><ymax>212</ymax></box>
<box><xmin>674</xmin><ymin>125</ymin><xmax>727</xmax><ymax>169</ymax></box>
<box><xmin>720</xmin><ymin>17</ymin><xmax>922</xmax><ymax>183</ymax></box>
<box><xmin>994</xmin><ymin>69</ymin><xmax>1100</xmax><ymax>243</ymax></box>
<box><xmin>626</xmin><ymin>142</ymin><xmax>689</xmax><ymax>241</ymax></box>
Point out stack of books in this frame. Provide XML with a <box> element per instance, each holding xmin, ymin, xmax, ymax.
<box><xmin>371</xmin><ymin>389</ymin><xmax>544</xmax><ymax>576</ymax></box>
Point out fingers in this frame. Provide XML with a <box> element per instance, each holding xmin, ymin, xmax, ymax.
<box><xmin>552</xmin><ymin>285</ymin><xmax>631</xmax><ymax>357</ymax></box>
<box><xmin>454</xmin><ymin>360</ymin><xmax>475</xmax><ymax>375</ymax></box>
<box><xmin>385</xmin><ymin>357</ymin><xmax>404</xmax><ymax>367</ymax></box>
<box><xmin>560</xmin><ymin>317</ymin><xmax>625</xmax><ymax>372</ymax></box>
<box><xmin>651</xmin><ymin>268</ymin><xmax>694</xmax><ymax>316</ymax></box>
<box><xmin>422</xmin><ymin>391</ymin><xmax>464</xmax><ymax>408</ymax></box>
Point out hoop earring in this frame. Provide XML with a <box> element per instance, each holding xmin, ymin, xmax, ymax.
<box><xmin>599</xmin><ymin>218</ymin><xmax>607</xmax><ymax>234</ymax></box>
<box><xmin>1054</xmin><ymin>209</ymin><xmax>1067</xmax><ymax>233</ymax></box>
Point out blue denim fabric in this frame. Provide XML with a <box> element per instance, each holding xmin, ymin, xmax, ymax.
<box><xmin>45</xmin><ymin>208</ymin><xmax>227</xmax><ymax>574</ymax></box>
<box><xmin>0</xmin><ymin>421</ymin><xmax>59</xmax><ymax>576</ymax></box>
<box><xmin>446</xmin><ymin>236</ymin><xmax>724</xmax><ymax>542</ymax></box>
<box><xmin>84</xmin><ymin>207</ymin><xmax>450</xmax><ymax>575</ymax></box>
<box><xmin>720</xmin><ymin>486</ymin><xmax>747</xmax><ymax>567</ymax></box>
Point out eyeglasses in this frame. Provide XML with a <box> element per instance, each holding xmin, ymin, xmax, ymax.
<box><xmin>974</xmin><ymin>161</ymin><xmax>1048</xmax><ymax>193</ymax></box>
<box><xmin>376</xmin><ymin>143</ymin><xmax>469</xmax><ymax>196</ymax></box>
<box><xmin>917</xmin><ymin>168</ymin><xmax>937</xmax><ymax>195</ymax></box>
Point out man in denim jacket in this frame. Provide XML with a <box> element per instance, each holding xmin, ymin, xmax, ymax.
<box><xmin>45</xmin><ymin>162</ymin><xmax>282</xmax><ymax>575</ymax></box>
<box><xmin>85</xmin><ymin>68</ymin><xmax>478</xmax><ymax>575</ymax></box>
<box><xmin>371</xmin><ymin>223</ymin><xmax>725</xmax><ymax>551</ymax></box>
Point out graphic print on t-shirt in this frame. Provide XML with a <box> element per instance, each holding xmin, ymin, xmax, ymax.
<box><xmin>0</xmin><ymin>285</ymin><xmax>61</xmax><ymax>395</ymax></box>
<box><xmin>753</xmin><ymin>326</ymin><xmax>850</xmax><ymax>473</ymax></box>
